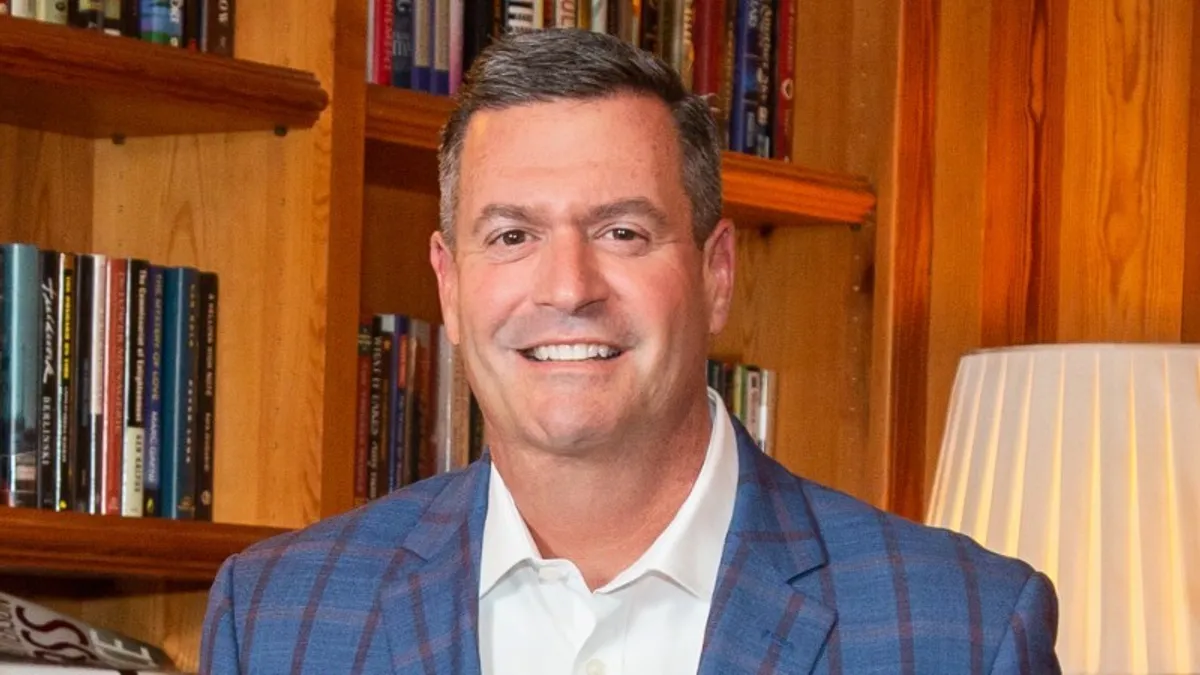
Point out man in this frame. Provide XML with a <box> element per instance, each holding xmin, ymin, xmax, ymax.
<box><xmin>201</xmin><ymin>29</ymin><xmax>1059</xmax><ymax>674</ymax></box>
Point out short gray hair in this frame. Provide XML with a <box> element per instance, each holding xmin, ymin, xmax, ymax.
<box><xmin>437</xmin><ymin>29</ymin><xmax>723</xmax><ymax>248</ymax></box>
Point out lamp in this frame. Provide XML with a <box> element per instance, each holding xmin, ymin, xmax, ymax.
<box><xmin>925</xmin><ymin>344</ymin><xmax>1200</xmax><ymax>675</ymax></box>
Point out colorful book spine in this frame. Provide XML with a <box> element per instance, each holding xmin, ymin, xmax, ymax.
<box><xmin>375</xmin><ymin>0</ymin><xmax>393</xmax><ymax>84</ymax></box>
<box><xmin>502</xmin><ymin>0</ymin><xmax>535</xmax><ymax>32</ymax></box>
<box><xmin>772</xmin><ymin>0</ymin><xmax>794</xmax><ymax>161</ymax></box>
<box><xmin>194</xmin><ymin>272</ymin><xmax>218</xmax><ymax>521</ymax></box>
<box><xmin>448</xmin><ymin>0</ymin><xmax>463</xmax><ymax>94</ymax></box>
<box><xmin>160</xmin><ymin>267</ymin><xmax>198</xmax><ymax>520</ymax></box>
<box><xmin>37</xmin><ymin>251</ymin><xmax>60</xmax><ymax>511</ymax></box>
<box><xmin>142</xmin><ymin>266</ymin><xmax>164</xmax><ymax>517</ymax></box>
<box><xmin>367</xmin><ymin>317</ymin><xmax>388</xmax><ymax>500</ymax></box>
<box><xmin>121</xmin><ymin>260</ymin><xmax>149</xmax><ymax>518</ymax></box>
<box><xmin>102</xmin><ymin>259</ymin><xmax>126</xmax><ymax>516</ymax></box>
<box><xmin>138</xmin><ymin>0</ymin><xmax>182</xmax><ymax>45</ymax></box>
<box><xmin>55</xmin><ymin>254</ymin><xmax>76</xmax><ymax>512</ymax></box>
<box><xmin>34</xmin><ymin>0</ymin><xmax>67</xmax><ymax>22</ymax></box>
<box><xmin>1</xmin><ymin>244</ymin><xmax>41</xmax><ymax>508</ymax></box>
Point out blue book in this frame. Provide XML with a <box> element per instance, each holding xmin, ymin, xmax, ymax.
<box><xmin>142</xmin><ymin>266</ymin><xmax>165</xmax><ymax>516</ymax></box>
<box><xmin>1</xmin><ymin>244</ymin><xmax>42</xmax><ymax>508</ymax></box>
<box><xmin>731</xmin><ymin>0</ymin><xmax>770</xmax><ymax>155</ymax></box>
<box><xmin>160</xmin><ymin>267</ymin><xmax>198</xmax><ymax>520</ymax></box>
<box><xmin>390</xmin><ymin>314</ymin><xmax>410</xmax><ymax>490</ymax></box>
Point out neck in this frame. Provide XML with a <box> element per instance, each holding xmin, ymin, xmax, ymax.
<box><xmin>490</xmin><ymin>391</ymin><xmax>713</xmax><ymax>590</ymax></box>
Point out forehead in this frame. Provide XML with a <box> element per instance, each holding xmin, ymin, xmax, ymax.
<box><xmin>457</xmin><ymin>94</ymin><xmax>685</xmax><ymax>205</ymax></box>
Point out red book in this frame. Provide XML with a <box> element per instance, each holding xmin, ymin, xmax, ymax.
<box><xmin>773</xmin><ymin>0</ymin><xmax>795</xmax><ymax>161</ymax></box>
<box><xmin>692</xmin><ymin>0</ymin><xmax>723</xmax><ymax>96</ymax></box>
<box><xmin>103</xmin><ymin>259</ymin><xmax>127</xmax><ymax>516</ymax></box>
<box><xmin>375</xmin><ymin>0</ymin><xmax>393</xmax><ymax>84</ymax></box>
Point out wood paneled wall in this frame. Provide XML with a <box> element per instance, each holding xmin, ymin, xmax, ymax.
<box><xmin>881</xmin><ymin>0</ymin><xmax>1200</xmax><ymax>520</ymax></box>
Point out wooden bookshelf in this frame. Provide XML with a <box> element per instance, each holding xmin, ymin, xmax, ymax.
<box><xmin>0</xmin><ymin>508</ymin><xmax>288</xmax><ymax>582</ymax></box>
<box><xmin>363</xmin><ymin>84</ymin><xmax>877</xmax><ymax>228</ymax></box>
<box><xmin>0</xmin><ymin>15</ymin><xmax>328</xmax><ymax>139</ymax></box>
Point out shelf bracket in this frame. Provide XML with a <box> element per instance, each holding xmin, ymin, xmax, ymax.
<box><xmin>274</xmin><ymin>125</ymin><xmax>289</xmax><ymax>137</ymax></box>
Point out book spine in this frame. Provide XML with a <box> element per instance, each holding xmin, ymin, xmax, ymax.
<box><xmin>184</xmin><ymin>0</ymin><xmax>202</xmax><ymax>48</ymax></box>
<box><xmin>588</xmin><ymin>0</ymin><xmax>604</xmax><ymax>33</ymax></box>
<box><xmin>409</xmin><ymin>319</ymin><xmax>434</xmax><ymax>482</ymax></box>
<box><xmin>72</xmin><ymin>256</ymin><xmax>93</xmax><ymax>513</ymax></box>
<box><xmin>715</xmin><ymin>0</ymin><xmax>736</xmax><ymax>148</ymax></box>
<box><xmin>391</xmin><ymin>316</ymin><xmax>409</xmax><ymax>488</ymax></box>
<box><xmin>202</xmin><ymin>0</ymin><xmax>233</xmax><ymax>55</ymax></box>
<box><xmin>503</xmin><ymin>0</ymin><xmax>534</xmax><ymax>32</ymax></box>
<box><xmin>432</xmin><ymin>0</ymin><xmax>450</xmax><ymax>93</ymax></box>
<box><xmin>34</xmin><ymin>0</ymin><xmax>68</xmax><ymax>22</ymax></box>
<box><xmin>412</xmin><ymin>0</ymin><xmax>431</xmax><ymax>90</ymax></box>
<box><xmin>752</xmin><ymin>0</ymin><xmax>774</xmax><ymax>158</ymax></box>
<box><xmin>37</xmin><ymin>251</ymin><xmax>60</xmax><ymax>510</ymax></box>
<box><xmin>55</xmin><ymin>254</ymin><xmax>76</xmax><ymax>512</ymax></box>
<box><xmin>121</xmin><ymin>260</ymin><xmax>149</xmax><ymax>518</ymax></box>
<box><xmin>366</xmin><ymin>319</ymin><xmax>385</xmax><ymax>500</ymax></box>
<box><xmin>139</xmin><ymin>0</ymin><xmax>175</xmax><ymax>44</ymax></box>
<box><xmin>448</xmin><ymin>0</ymin><xmax>463</xmax><ymax>94</ymax></box>
<box><xmin>194</xmin><ymin>272</ymin><xmax>218</xmax><ymax>521</ymax></box>
<box><xmin>639</xmin><ymin>0</ymin><xmax>659</xmax><ymax>56</ymax></box>
<box><xmin>375</xmin><ymin>0</ymin><xmax>393</xmax><ymax>84</ymax></box>
<box><xmin>142</xmin><ymin>266</ymin><xmax>164</xmax><ymax>517</ymax></box>
<box><xmin>772</xmin><ymin>0</ymin><xmax>793</xmax><ymax>161</ymax></box>
<box><xmin>353</xmin><ymin>321</ymin><xmax>371</xmax><ymax>506</ymax></box>
<box><xmin>8</xmin><ymin>0</ymin><xmax>33</xmax><ymax>17</ymax></box>
<box><xmin>68</xmin><ymin>0</ymin><xmax>104</xmax><ymax>29</ymax></box>
<box><xmin>161</xmin><ymin>268</ymin><xmax>198</xmax><ymax>519</ymax></box>
<box><xmin>759</xmin><ymin>367</ymin><xmax>776</xmax><ymax>457</ymax></box>
<box><xmin>392</xmin><ymin>0</ymin><xmax>414</xmax><ymax>88</ymax></box>
<box><xmin>1</xmin><ymin>244</ymin><xmax>41</xmax><ymax>508</ymax></box>
<box><xmin>461</xmin><ymin>0</ymin><xmax>495</xmax><ymax>75</ymax></box>
<box><xmin>102</xmin><ymin>259</ymin><xmax>127</xmax><ymax>516</ymax></box>
<box><xmin>121</xmin><ymin>0</ymin><xmax>139</xmax><ymax>37</ymax></box>
<box><xmin>467</xmin><ymin>392</ymin><xmax>483</xmax><ymax>463</ymax></box>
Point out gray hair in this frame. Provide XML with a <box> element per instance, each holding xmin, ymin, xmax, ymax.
<box><xmin>437</xmin><ymin>28</ymin><xmax>723</xmax><ymax>248</ymax></box>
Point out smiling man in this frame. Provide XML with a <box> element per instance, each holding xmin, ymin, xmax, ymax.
<box><xmin>200</xmin><ymin>29</ymin><xmax>1060</xmax><ymax>675</ymax></box>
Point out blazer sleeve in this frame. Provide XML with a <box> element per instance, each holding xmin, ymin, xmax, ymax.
<box><xmin>199</xmin><ymin>555</ymin><xmax>243</xmax><ymax>675</ymax></box>
<box><xmin>988</xmin><ymin>571</ymin><xmax>1061</xmax><ymax>675</ymax></box>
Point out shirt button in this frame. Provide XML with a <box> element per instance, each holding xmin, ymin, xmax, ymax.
<box><xmin>585</xmin><ymin>659</ymin><xmax>605</xmax><ymax>675</ymax></box>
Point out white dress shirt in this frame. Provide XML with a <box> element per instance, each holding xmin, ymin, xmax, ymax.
<box><xmin>478</xmin><ymin>388</ymin><xmax>739</xmax><ymax>675</ymax></box>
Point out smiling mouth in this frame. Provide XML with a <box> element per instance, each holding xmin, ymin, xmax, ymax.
<box><xmin>519</xmin><ymin>343</ymin><xmax>624</xmax><ymax>362</ymax></box>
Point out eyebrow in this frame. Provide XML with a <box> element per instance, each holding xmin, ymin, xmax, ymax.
<box><xmin>470</xmin><ymin>197</ymin><xmax>672</xmax><ymax>238</ymax></box>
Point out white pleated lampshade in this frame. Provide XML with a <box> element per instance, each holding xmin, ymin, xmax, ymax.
<box><xmin>926</xmin><ymin>344</ymin><xmax>1200</xmax><ymax>675</ymax></box>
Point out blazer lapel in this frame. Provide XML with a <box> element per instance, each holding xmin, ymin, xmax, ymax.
<box><xmin>378</xmin><ymin>458</ymin><xmax>491</xmax><ymax>675</ymax></box>
<box><xmin>698</xmin><ymin>423</ymin><xmax>837</xmax><ymax>675</ymax></box>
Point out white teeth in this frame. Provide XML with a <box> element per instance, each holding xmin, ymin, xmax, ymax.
<box><xmin>529</xmin><ymin>344</ymin><xmax>618</xmax><ymax>362</ymax></box>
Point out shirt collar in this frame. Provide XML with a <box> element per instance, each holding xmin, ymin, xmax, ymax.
<box><xmin>478</xmin><ymin>387</ymin><xmax>740</xmax><ymax>599</ymax></box>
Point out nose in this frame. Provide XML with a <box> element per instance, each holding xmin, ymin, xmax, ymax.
<box><xmin>531</xmin><ymin>229</ymin><xmax>611</xmax><ymax>314</ymax></box>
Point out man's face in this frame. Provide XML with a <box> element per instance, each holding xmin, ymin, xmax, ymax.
<box><xmin>431</xmin><ymin>93</ymin><xmax>734</xmax><ymax>455</ymax></box>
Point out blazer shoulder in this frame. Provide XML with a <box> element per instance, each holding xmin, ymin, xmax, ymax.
<box><xmin>222</xmin><ymin>470</ymin><xmax>464</xmax><ymax>593</ymax></box>
<box><xmin>799</xmin><ymin>476</ymin><xmax>1038</xmax><ymax>596</ymax></box>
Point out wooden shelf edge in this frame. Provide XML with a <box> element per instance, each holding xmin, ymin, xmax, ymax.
<box><xmin>0</xmin><ymin>508</ymin><xmax>289</xmax><ymax>582</ymax></box>
<box><xmin>363</xmin><ymin>85</ymin><xmax>876</xmax><ymax>227</ymax></box>
<box><xmin>0</xmin><ymin>15</ymin><xmax>329</xmax><ymax>136</ymax></box>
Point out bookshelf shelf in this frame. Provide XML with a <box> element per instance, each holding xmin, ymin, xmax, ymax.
<box><xmin>0</xmin><ymin>509</ymin><xmax>288</xmax><ymax>582</ymax></box>
<box><xmin>0</xmin><ymin>15</ymin><xmax>329</xmax><ymax>139</ymax></box>
<box><xmin>363</xmin><ymin>84</ymin><xmax>877</xmax><ymax>227</ymax></box>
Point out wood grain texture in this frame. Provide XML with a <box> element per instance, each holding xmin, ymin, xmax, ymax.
<box><xmin>980</xmin><ymin>0</ymin><xmax>1066</xmax><ymax>347</ymax></box>
<box><xmin>880</xmin><ymin>0</ymin><xmax>937</xmax><ymax>522</ymax></box>
<box><xmin>1184</xmin><ymin>3</ymin><xmax>1200</xmax><ymax>344</ymax></box>
<box><xmin>923</xmin><ymin>0</ymin><xmax>989</xmax><ymax>504</ymax></box>
<box><xmin>713</xmin><ymin>226</ymin><xmax>877</xmax><ymax>503</ymax></box>
<box><xmin>363</xmin><ymin>87</ymin><xmax>877</xmax><ymax>228</ymax></box>
<box><xmin>319</xmin><ymin>0</ymin><xmax>370</xmax><ymax>519</ymax></box>
<box><xmin>0</xmin><ymin>16</ymin><xmax>327</xmax><ymax>139</ymax></box>
<box><xmin>360</xmin><ymin>185</ymin><xmax>445</xmax><ymax>324</ymax></box>
<box><xmin>27</xmin><ymin>583</ymin><xmax>208</xmax><ymax>673</ymax></box>
<box><xmin>0</xmin><ymin>126</ymin><xmax>93</xmax><ymax>250</ymax></box>
<box><xmin>1057</xmin><ymin>0</ymin><xmax>1192</xmax><ymax>342</ymax></box>
<box><xmin>0</xmin><ymin>508</ymin><xmax>286</xmax><ymax>581</ymax></box>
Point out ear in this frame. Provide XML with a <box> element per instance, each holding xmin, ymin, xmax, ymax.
<box><xmin>702</xmin><ymin>218</ymin><xmax>735</xmax><ymax>335</ymax></box>
<box><xmin>430</xmin><ymin>230</ymin><xmax>461</xmax><ymax>345</ymax></box>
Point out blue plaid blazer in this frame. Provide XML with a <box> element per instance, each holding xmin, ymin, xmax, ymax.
<box><xmin>201</xmin><ymin>422</ymin><xmax>1059</xmax><ymax>674</ymax></box>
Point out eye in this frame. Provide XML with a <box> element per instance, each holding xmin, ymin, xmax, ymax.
<box><xmin>499</xmin><ymin>230</ymin><xmax>528</xmax><ymax>246</ymax></box>
<box><xmin>606</xmin><ymin>227</ymin><xmax>641</xmax><ymax>241</ymax></box>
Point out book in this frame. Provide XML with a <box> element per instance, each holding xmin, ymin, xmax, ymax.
<box><xmin>1</xmin><ymin>244</ymin><xmax>41</xmax><ymax>508</ymax></box>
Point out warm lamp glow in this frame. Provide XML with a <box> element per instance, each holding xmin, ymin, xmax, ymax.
<box><xmin>926</xmin><ymin>344</ymin><xmax>1200</xmax><ymax>675</ymax></box>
